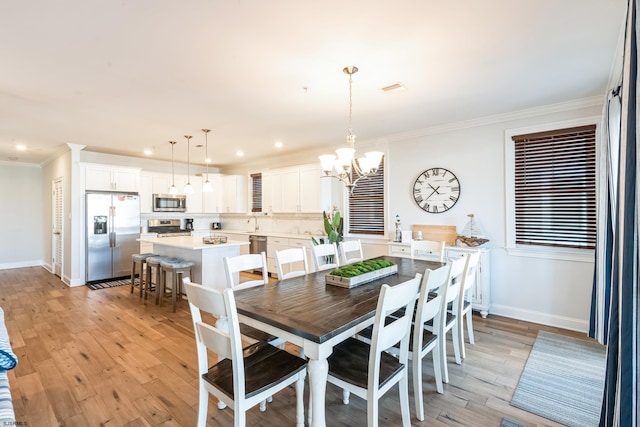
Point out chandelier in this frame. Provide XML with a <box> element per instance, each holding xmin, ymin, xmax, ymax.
<box><xmin>319</xmin><ymin>66</ymin><xmax>383</xmax><ymax>194</ymax></box>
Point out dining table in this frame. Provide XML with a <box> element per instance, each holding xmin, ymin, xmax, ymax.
<box><xmin>233</xmin><ymin>255</ymin><xmax>442</xmax><ymax>427</ymax></box>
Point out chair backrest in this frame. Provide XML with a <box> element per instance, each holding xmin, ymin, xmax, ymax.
<box><xmin>310</xmin><ymin>242</ymin><xmax>340</xmax><ymax>272</ymax></box>
<box><xmin>415</xmin><ymin>264</ymin><xmax>451</xmax><ymax>332</ymax></box>
<box><xmin>456</xmin><ymin>250</ymin><xmax>481</xmax><ymax>313</ymax></box>
<box><xmin>410</xmin><ymin>239</ymin><xmax>446</xmax><ymax>262</ymax></box>
<box><xmin>339</xmin><ymin>240</ymin><xmax>364</xmax><ymax>265</ymax></box>
<box><xmin>223</xmin><ymin>252</ymin><xmax>268</xmax><ymax>290</ymax></box>
<box><xmin>443</xmin><ymin>255</ymin><xmax>467</xmax><ymax>305</ymax></box>
<box><xmin>274</xmin><ymin>247</ymin><xmax>309</xmax><ymax>280</ymax></box>
<box><xmin>369</xmin><ymin>274</ymin><xmax>421</xmax><ymax>389</ymax></box>
<box><xmin>183</xmin><ymin>279</ymin><xmax>246</xmax><ymax>401</ymax></box>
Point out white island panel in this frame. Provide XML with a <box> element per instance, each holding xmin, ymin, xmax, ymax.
<box><xmin>138</xmin><ymin>236</ymin><xmax>250</xmax><ymax>291</ymax></box>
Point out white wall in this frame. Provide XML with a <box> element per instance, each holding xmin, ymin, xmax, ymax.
<box><xmin>0</xmin><ymin>163</ymin><xmax>43</xmax><ymax>268</ymax></box>
<box><xmin>386</xmin><ymin>101</ymin><xmax>603</xmax><ymax>331</ymax></box>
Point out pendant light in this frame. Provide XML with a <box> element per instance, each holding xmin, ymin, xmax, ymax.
<box><xmin>202</xmin><ymin>129</ymin><xmax>213</xmax><ymax>192</ymax></box>
<box><xmin>184</xmin><ymin>135</ymin><xmax>193</xmax><ymax>194</ymax></box>
<box><xmin>168</xmin><ymin>141</ymin><xmax>178</xmax><ymax>195</ymax></box>
<box><xmin>318</xmin><ymin>66</ymin><xmax>384</xmax><ymax>194</ymax></box>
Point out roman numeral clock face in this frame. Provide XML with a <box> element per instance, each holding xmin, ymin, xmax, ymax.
<box><xmin>413</xmin><ymin>168</ymin><xmax>460</xmax><ymax>213</ymax></box>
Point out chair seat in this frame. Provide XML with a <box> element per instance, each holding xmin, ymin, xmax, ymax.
<box><xmin>327</xmin><ymin>337</ymin><xmax>404</xmax><ymax>390</ymax></box>
<box><xmin>132</xmin><ymin>252</ymin><xmax>157</xmax><ymax>262</ymax></box>
<box><xmin>426</xmin><ymin>312</ymin><xmax>456</xmax><ymax>329</ymax></box>
<box><xmin>239</xmin><ymin>323</ymin><xmax>281</xmax><ymax>344</ymax></box>
<box><xmin>160</xmin><ymin>260</ymin><xmax>195</xmax><ymax>269</ymax></box>
<box><xmin>203</xmin><ymin>341</ymin><xmax>307</xmax><ymax>400</ymax></box>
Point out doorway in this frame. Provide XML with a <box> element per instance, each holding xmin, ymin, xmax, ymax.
<box><xmin>52</xmin><ymin>178</ymin><xmax>63</xmax><ymax>278</ymax></box>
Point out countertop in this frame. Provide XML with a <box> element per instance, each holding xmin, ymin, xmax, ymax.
<box><xmin>138</xmin><ymin>235</ymin><xmax>250</xmax><ymax>250</ymax></box>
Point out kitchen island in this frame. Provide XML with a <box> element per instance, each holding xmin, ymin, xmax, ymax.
<box><xmin>138</xmin><ymin>236</ymin><xmax>250</xmax><ymax>290</ymax></box>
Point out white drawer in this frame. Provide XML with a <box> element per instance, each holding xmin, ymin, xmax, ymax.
<box><xmin>388</xmin><ymin>244</ymin><xmax>411</xmax><ymax>257</ymax></box>
<box><xmin>289</xmin><ymin>238</ymin><xmax>313</xmax><ymax>249</ymax></box>
<box><xmin>268</xmin><ymin>237</ymin><xmax>289</xmax><ymax>246</ymax></box>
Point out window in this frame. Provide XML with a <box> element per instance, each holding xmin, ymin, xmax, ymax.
<box><xmin>511</xmin><ymin>124</ymin><xmax>596</xmax><ymax>250</ymax></box>
<box><xmin>250</xmin><ymin>173</ymin><xmax>262</xmax><ymax>213</ymax></box>
<box><xmin>348</xmin><ymin>158</ymin><xmax>385</xmax><ymax>235</ymax></box>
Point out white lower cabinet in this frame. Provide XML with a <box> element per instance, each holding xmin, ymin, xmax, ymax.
<box><xmin>387</xmin><ymin>243</ymin><xmax>491</xmax><ymax>317</ymax></box>
<box><xmin>266</xmin><ymin>236</ymin><xmax>313</xmax><ymax>278</ymax></box>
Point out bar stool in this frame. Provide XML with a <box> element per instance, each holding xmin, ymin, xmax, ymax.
<box><xmin>130</xmin><ymin>253</ymin><xmax>157</xmax><ymax>297</ymax></box>
<box><xmin>159</xmin><ymin>259</ymin><xmax>195</xmax><ymax>312</ymax></box>
<box><xmin>146</xmin><ymin>256</ymin><xmax>180</xmax><ymax>303</ymax></box>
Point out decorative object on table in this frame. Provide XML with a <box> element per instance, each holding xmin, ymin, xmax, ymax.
<box><xmin>202</xmin><ymin>235</ymin><xmax>228</xmax><ymax>245</ymax></box>
<box><xmin>413</xmin><ymin>167</ymin><xmax>460</xmax><ymax>213</ymax></box>
<box><xmin>411</xmin><ymin>224</ymin><xmax>458</xmax><ymax>245</ymax></box>
<box><xmin>311</xmin><ymin>208</ymin><xmax>343</xmax><ymax>246</ymax></box>
<box><xmin>394</xmin><ymin>214</ymin><xmax>402</xmax><ymax>242</ymax></box>
<box><xmin>326</xmin><ymin>259</ymin><xmax>397</xmax><ymax>288</ymax></box>
<box><xmin>318</xmin><ymin>66</ymin><xmax>384</xmax><ymax>194</ymax></box>
<box><xmin>456</xmin><ymin>213</ymin><xmax>489</xmax><ymax>247</ymax></box>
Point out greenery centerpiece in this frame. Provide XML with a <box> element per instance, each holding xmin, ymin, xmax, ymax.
<box><xmin>329</xmin><ymin>259</ymin><xmax>394</xmax><ymax>278</ymax></box>
<box><xmin>325</xmin><ymin>258</ymin><xmax>398</xmax><ymax>288</ymax></box>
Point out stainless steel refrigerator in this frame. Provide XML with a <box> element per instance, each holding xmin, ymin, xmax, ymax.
<box><xmin>86</xmin><ymin>191</ymin><xmax>140</xmax><ymax>283</ymax></box>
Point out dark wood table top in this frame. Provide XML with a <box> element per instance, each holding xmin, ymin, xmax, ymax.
<box><xmin>233</xmin><ymin>256</ymin><xmax>442</xmax><ymax>344</ymax></box>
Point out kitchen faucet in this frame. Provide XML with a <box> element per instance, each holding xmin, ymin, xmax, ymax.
<box><xmin>248</xmin><ymin>216</ymin><xmax>259</xmax><ymax>232</ymax></box>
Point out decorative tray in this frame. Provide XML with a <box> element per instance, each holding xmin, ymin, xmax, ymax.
<box><xmin>202</xmin><ymin>235</ymin><xmax>228</xmax><ymax>244</ymax></box>
<box><xmin>325</xmin><ymin>260</ymin><xmax>397</xmax><ymax>288</ymax></box>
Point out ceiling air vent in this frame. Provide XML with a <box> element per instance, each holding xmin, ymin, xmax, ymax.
<box><xmin>381</xmin><ymin>82</ymin><xmax>406</xmax><ymax>93</ymax></box>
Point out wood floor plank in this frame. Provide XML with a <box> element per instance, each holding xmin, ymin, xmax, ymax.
<box><xmin>1</xmin><ymin>266</ymin><xmax>597</xmax><ymax>426</ymax></box>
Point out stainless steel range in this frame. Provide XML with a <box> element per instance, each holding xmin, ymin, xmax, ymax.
<box><xmin>147</xmin><ymin>219</ymin><xmax>191</xmax><ymax>237</ymax></box>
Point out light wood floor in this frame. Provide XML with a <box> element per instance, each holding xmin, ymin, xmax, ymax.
<box><xmin>1</xmin><ymin>266</ymin><xmax>589</xmax><ymax>426</ymax></box>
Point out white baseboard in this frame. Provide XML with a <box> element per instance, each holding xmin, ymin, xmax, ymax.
<box><xmin>0</xmin><ymin>260</ymin><xmax>43</xmax><ymax>270</ymax></box>
<box><xmin>490</xmin><ymin>304</ymin><xmax>589</xmax><ymax>333</ymax></box>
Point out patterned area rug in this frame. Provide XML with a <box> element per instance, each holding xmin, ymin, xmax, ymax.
<box><xmin>511</xmin><ymin>330</ymin><xmax>606</xmax><ymax>427</ymax></box>
<box><xmin>86</xmin><ymin>277</ymin><xmax>136</xmax><ymax>290</ymax></box>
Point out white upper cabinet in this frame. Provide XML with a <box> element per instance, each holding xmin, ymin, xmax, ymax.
<box><xmin>262</xmin><ymin>164</ymin><xmax>337</xmax><ymax>213</ymax></box>
<box><xmin>202</xmin><ymin>174</ymin><xmax>224</xmax><ymax>213</ymax></box>
<box><xmin>84</xmin><ymin>164</ymin><xmax>140</xmax><ymax>192</ymax></box>
<box><xmin>222</xmin><ymin>175</ymin><xmax>247</xmax><ymax>213</ymax></box>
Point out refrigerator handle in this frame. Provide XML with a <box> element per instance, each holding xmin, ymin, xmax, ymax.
<box><xmin>109</xmin><ymin>205</ymin><xmax>115</xmax><ymax>248</ymax></box>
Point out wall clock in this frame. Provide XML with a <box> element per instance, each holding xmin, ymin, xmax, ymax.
<box><xmin>412</xmin><ymin>167</ymin><xmax>460</xmax><ymax>213</ymax></box>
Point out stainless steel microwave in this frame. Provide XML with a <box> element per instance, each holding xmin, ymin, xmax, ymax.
<box><xmin>152</xmin><ymin>193</ymin><xmax>187</xmax><ymax>212</ymax></box>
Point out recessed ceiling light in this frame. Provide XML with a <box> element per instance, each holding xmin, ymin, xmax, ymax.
<box><xmin>274</xmin><ymin>141</ymin><xmax>283</xmax><ymax>148</ymax></box>
<box><xmin>381</xmin><ymin>82</ymin><xmax>406</xmax><ymax>93</ymax></box>
<box><xmin>236</xmin><ymin>150</ymin><xmax>244</xmax><ymax>157</ymax></box>
<box><xmin>16</xmin><ymin>144</ymin><xmax>26</xmax><ymax>151</ymax></box>
<box><xmin>144</xmin><ymin>149</ymin><xmax>153</xmax><ymax>156</ymax></box>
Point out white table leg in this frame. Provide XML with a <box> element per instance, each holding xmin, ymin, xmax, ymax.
<box><xmin>307</xmin><ymin>358</ymin><xmax>328</xmax><ymax>427</ymax></box>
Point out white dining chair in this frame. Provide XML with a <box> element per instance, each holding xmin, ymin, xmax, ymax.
<box><xmin>310</xmin><ymin>242</ymin><xmax>339</xmax><ymax>272</ymax></box>
<box><xmin>223</xmin><ymin>253</ymin><xmax>284</xmax><ymax>348</ymax></box>
<box><xmin>387</xmin><ymin>264</ymin><xmax>451</xmax><ymax>421</ymax></box>
<box><xmin>339</xmin><ymin>239</ymin><xmax>364</xmax><ymax>265</ymax></box>
<box><xmin>454</xmin><ymin>250</ymin><xmax>481</xmax><ymax>360</ymax></box>
<box><xmin>424</xmin><ymin>255</ymin><xmax>467</xmax><ymax>383</ymax></box>
<box><xmin>326</xmin><ymin>274</ymin><xmax>421</xmax><ymax>427</ymax></box>
<box><xmin>274</xmin><ymin>247</ymin><xmax>309</xmax><ymax>280</ymax></box>
<box><xmin>183</xmin><ymin>280</ymin><xmax>307</xmax><ymax>427</ymax></box>
<box><xmin>410</xmin><ymin>239</ymin><xmax>446</xmax><ymax>262</ymax></box>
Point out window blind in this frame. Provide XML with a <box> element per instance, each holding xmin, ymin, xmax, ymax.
<box><xmin>512</xmin><ymin>124</ymin><xmax>596</xmax><ymax>249</ymax></box>
<box><xmin>251</xmin><ymin>173</ymin><xmax>262</xmax><ymax>213</ymax></box>
<box><xmin>348</xmin><ymin>159</ymin><xmax>385</xmax><ymax>235</ymax></box>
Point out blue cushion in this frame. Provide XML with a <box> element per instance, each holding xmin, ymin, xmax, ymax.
<box><xmin>0</xmin><ymin>309</ymin><xmax>17</xmax><ymax>371</ymax></box>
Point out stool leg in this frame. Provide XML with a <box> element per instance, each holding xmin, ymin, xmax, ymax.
<box><xmin>139</xmin><ymin>261</ymin><xmax>146</xmax><ymax>298</ymax></box>
<box><xmin>173</xmin><ymin>272</ymin><xmax>181</xmax><ymax>313</ymax></box>
<box><xmin>130</xmin><ymin>260</ymin><xmax>137</xmax><ymax>293</ymax></box>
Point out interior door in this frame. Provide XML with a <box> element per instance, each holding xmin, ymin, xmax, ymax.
<box><xmin>52</xmin><ymin>178</ymin><xmax>63</xmax><ymax>277</ymax></box>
